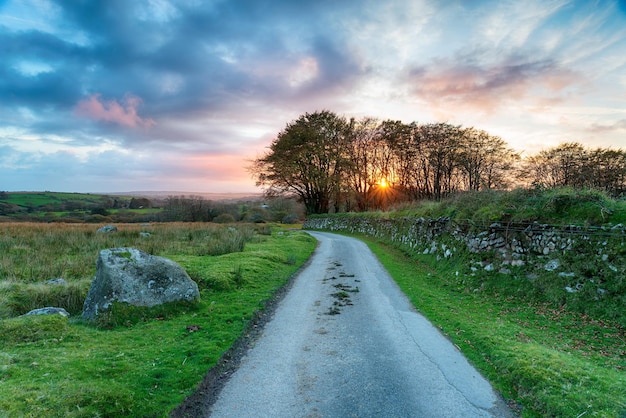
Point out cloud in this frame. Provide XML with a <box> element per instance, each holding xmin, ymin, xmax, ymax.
<box><xmin>1</xmin><ymin>0</ymin><xmax>367</xmax><ymax>123</ymax></box>
<box><xmin>75</xmin><ymin>94</ymin><xmax>155</xmax><ymax>128</ymax></box>
<box><xmin>589</xmin><ymin>118</ymin><xmax>626</xmax><ymax>133</ymax></box>
<box><xmin>406</xmin><ymin>53</ymin><xmax>579</xmax><ymax>113</ymax></box>
<box><xmin>0</xmin><ymin>144</ymin><xmax>258</xmax><ymax>193</ymax></box>
<box><xmin>1</xmin><ymin>0</ymin><xmax>625</xmax><ymax>193</ymax></box>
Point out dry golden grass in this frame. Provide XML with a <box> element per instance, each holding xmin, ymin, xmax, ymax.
<box><xmin>0</xmin><ymin>222</ymin><xmax>265</xmax><ymax>317</ymax></box>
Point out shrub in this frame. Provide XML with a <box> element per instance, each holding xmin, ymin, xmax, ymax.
<box><xmin>245</xmin><ymin>207</ymin><xmax>268</xmax><ymax>223</ymax></box>
<box><xmin>204</xmin><ymin>227</ymin><xmax>247</xmax><ymax>256</ymax></box>
<box><xmin>281</xmin><ymin>213</ymin><xmax>300</xmax><ymax>224</ymax></box>
<box><xmin>213</xmin><ymin>213</ymin><xmax>236</xmax><ymax>224</ymax></box>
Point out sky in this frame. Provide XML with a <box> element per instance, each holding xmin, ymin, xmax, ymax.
<box><xmin>1</xmin><ymin>0</ymin><xmax>625</xmax><ymax>194</ymax></box>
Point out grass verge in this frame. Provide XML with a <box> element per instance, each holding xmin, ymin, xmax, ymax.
<box><xmin>358</xmin><ymin>235</ymin><xmax>626</xmax><ymax>417</ymax></box>
<box><xmin>0</xmin><ymin>225</ymin><xmax>316</xmax><ymax>417</ymax></box>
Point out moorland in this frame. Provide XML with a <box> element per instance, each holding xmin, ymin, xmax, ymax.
<box><xmin>0</xmin><ymin>187</ymin><xmax>624</xmax><ymax>417</ymax></box>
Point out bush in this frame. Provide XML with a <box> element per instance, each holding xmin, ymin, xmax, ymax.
<box><xmin>204</xmin><ymin>227</ymin><xmax>249</xmax><ymax>256</ymax></box>
<box><xmin>91</xmin><ymin>207</ymin><xmax>110</xmax><ymax>216</ymax></box>
<box><xmin>213</xmin><ymin>213</ymin><xmax>236</xmax><ymax>223</ymax></box>
<box><xmin>281</xmin><ymin>213</ymin><xmax>300</xmax><ymax>224</ymax></box>
<box><xmin>245</xmin><ymin>207</ymin><xmax>268</xmax><ymax>223</ymax></box>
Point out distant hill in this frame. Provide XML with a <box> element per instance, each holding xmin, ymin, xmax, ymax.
<box><xmin>104</xmin><ymin>191</ymin><xmax>264</xmax><ymax>201</ymax></box>
<box><xmin>0</xmin><ymin>190</ymin><xmax>269</xmax><ymax>222</ymax></box>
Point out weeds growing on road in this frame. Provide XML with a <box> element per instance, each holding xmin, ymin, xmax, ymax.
<box><xmin>0</xmin><ymin>223</ymin><xmax>316</xmax><ymax>417</ymax></box>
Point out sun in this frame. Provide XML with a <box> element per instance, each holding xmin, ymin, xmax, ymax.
<box><xmin>378</xmin><ymin>178</ymin><xmax>389</xmax><ymax>188</ymax></box>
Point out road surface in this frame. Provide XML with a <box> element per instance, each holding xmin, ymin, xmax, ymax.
<box><xmin>206</xmin><ymin>231</ymin><xmax>513</xmax><ymax>417</ymax></box>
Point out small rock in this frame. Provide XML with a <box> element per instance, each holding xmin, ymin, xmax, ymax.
<box><xmin>97</xmin><ymin>225</ymin><xmax>118</xmax><ymax>233</ymax></box>
<box><xmin>46</xmin><ymin>278</ymin><xmax>67</xmax><ymax>285</ymax></box>
<box><xmin>186</xmin><ymin>325</ymin><xmax>201</xmax><ymax>332</ymax></box>
<box><xmin>493</xmin><ymin>237</ymin><xmax>506</xmax><ymax>248</ymax></box>
<box><xmin>23</xmin><ymin>307</ymin><xmax>70</xmax><ymax>317</ymax></box>
<box><xmin>544</xmin><ymin>259</ymin><xmax>560</xmax><ymax>271</ymax></box>
<box><xmin>139</xmin><ymin>232</ymin><xmax>151</xmax><ymax>237</ymax></box>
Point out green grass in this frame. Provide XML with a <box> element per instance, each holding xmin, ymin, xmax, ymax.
<box><xmin>0</xmin><ymin>222</ymin><xmax>264</xmax><ymax>286</ymax></box>
<box><xmin>0</xmin><ymin>192</ymin><xmax>126</xmax><ymax>208</ymax></box>
<box><xmin>307</xmin><ymin>186</ymin><xmax>626</xmax><ymax>416</ymax></box>
<box><xmin>308</xmin><ymin>187</ymin><xmax>626</xmax><ymax>327</ymax></box>
<box><xmin>389</xmin><ymin>187</ymin><xmax>626</xmax><ymax>226</ymax></box>
<box><xmin>360</xmin><ymin>236</ymin><xmax>626</xmax><ymax>417</ymax></box>
<box><xmin>0</xmin><ymin>280</ymin><xmax>91</xmax><ymax>318</ymax></box>
<box><xmin>0</xmin><ymin>223</ymin><xmax>316</xmax><ymax>417</ymax></box>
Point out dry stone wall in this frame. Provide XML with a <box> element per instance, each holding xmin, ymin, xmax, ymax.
<box><xmin>304</xmin><ymin>216</ymin><xmax>625</xmax><ymax>296</ymax></box>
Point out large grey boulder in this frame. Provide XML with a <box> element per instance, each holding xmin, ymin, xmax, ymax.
<box><xmin>82</xmin><ymin>248</ymin><xmax>200</xmax><ymax>320</ymax></box>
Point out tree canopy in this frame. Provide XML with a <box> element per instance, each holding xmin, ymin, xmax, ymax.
<box><xmin>252</xmin><ymin>111</ymin><xmax>626</xmax><ymax>214</ymax></box>
<box><xmin>252</xmin><ymin>110</ymin><xmax>351</xmax><ymax>214</ymax></box>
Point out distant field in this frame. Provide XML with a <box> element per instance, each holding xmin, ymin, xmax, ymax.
<box><xmin>0</xmin><ymin>192</ymin><xmax>145</xmax><ymax>223</ymax></box>
<box><xmin>112</xmin><ymin>190</ymin><xmax>263</xmax><ymax>201</ymax></box>
<box><xmin>0</xmin><ymin>191</ymin><xmax>288</xmax><ymax>224</ymax></box>
<box><xmin>0</xmin><ymin>192</ymin><xmax>127</xmax><ymax>207</ymax></box>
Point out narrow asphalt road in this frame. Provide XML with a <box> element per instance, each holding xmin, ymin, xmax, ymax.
<box><xmin>206</xmin><ymin>231</ymin><xmax>514</xmax><ymax>417</ymax></box>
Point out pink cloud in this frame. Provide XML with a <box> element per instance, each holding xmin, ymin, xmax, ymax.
<box><xmin>184</xmin><ymin>154</ymin><xmax>252</xmax><ymax>181</ymax></box>
<box><xmin>589</xmin><ymin>119</ymin><xmax>626</xmax><ymax>133</ymax></box>
<box><xmin>408</xmin><ymin>57</ymin><xmax>580</xmax><ymax>113</ymax></box>
<box><xmin>75</xmin><ymin>94</ymin><xmax>155</xmax><ymax>128</ymax></box>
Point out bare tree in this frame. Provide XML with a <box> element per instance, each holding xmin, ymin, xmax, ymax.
<box><xmin>458</xmin><ymin>128</ymin><xmax>519</xmax><ymax>191</ymax></box>
<box><xmin>520</xmin><ymin>142</ymin><xmax>626</xmax><ymax>195</ymax></box>
<box><xmin>344</xmin><ymin>117</ymin><xmax>381</xmax><ymax>211</ymax></box>
<box><xmin>412</xmin><ymin>123</ymin><xmax>464</xmax><ymax>200</ymax></box>
<box><xmin>587</xmin><ymin>147</ymin><xmax>626</xmax><ymax>196</ymax></box>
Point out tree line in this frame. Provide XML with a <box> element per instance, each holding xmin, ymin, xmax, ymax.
<box><xmin>251</xmin><ymin>110</ymin><xmax>626</xmax><ymax>214</ymax></box>
<box><xmin>157</xmin><ymin>195</ymin><xmax>302</xmax><ymax>223</ymax></box>
<box><xmin>0</xmin><ymin>193</ymin><xmax>303</xmax><ymax>224</ymax></box>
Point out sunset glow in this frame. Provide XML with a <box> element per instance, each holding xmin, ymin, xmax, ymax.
<box><xmin>0</xmin><ymin>1</ymin><xmax>625</xmax><ymax>193</ymax></box>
